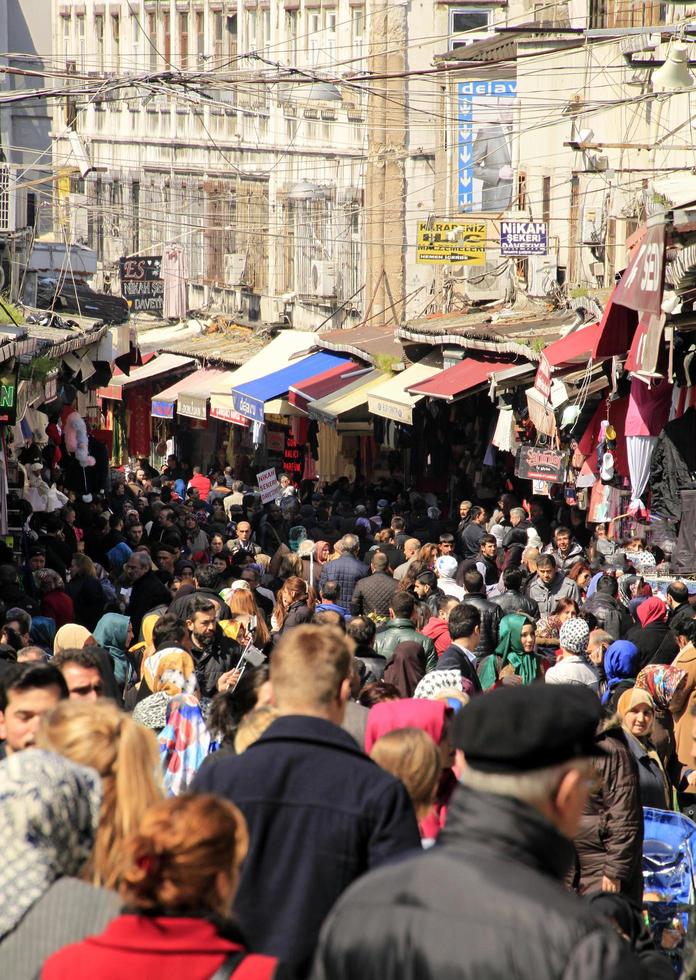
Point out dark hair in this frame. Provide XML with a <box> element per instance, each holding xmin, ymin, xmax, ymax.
<box><xmin>189</xmin><ymin>596</ymin><xmax>216</xmax><ymax>618</ymax></box>
<box><xmin>29</xmin><ymin>546</ymin><xmax>46</xmax><ymax>558</ymax></box>
<box><xmin>416</xmin><ymin>571</ymin><xmax>437</xmax><ymax>590</ymax></box>
<box><xmin>4</xmin><ymin>608</ymin><xmax>31</xmax><ymax>635</ymax></box>
<box><xmin>502</xmin><ymin>567</ymin><xmax>523</xmax><ymax>592</ymax></box>
<box><xmin>207</xmin><ymin>665</ymin><xmax>270</xmax><ymax>746</ymax></box>
<box><xmin>552</xmin><ymin>598</ymin><xmax>579</xmax><ymax>616</ymax></box>
<box><xmin>320</xmin><ymin>580</ymin><xmax>340</xmax><ymax>602</ymax></box>
<box><xmin>480</xmin><ymin>534</ymin><xmax>497</xmax><ymax>548</ymax></box>
<box><xmin>567</xmin><ymin>561</ymin><xmax>591</xmax><ymax>583</ymax></box>
<box><xmin>152</xmin><ymin>615</ymin><xmax>189</xmax><ymax>648</ymax></box>
<box><xmin>391</xmin><ymin>517</ymin><xmax>405</xmax><ymax>532</ymax></box>
<box><xmin>194</xmin><ymin>565</ymin><xmax>220</xmax><ymax>590</ymax></box>
<box><xmin>436</xmin><ymin>594</ymin><xmax>459</xmax><ymax>615</ymax></box>
<box><xmin>0</xmin><ymin>564</ymin><xmax>18</xmax><ymax>586</ymax></box>
<box><xmin>390</xmin><ymin>592</ymin><xmax>415</xmax><ymax>618</ymax></box>
<box><xmin>0</xmin><ymin>662</ymin><xmax>68</xmax><ymax>710</ymax></box>
<box><xmin>469</xmin><ymin>506</ymin><xmax>484</xmax><ymax>522</ymax></box>
<box><xmin>312</xmin><ymin>610</ymin><xmax>346</xmax><ymax>630</ymax></box>
<box><xmin>439</xmin><ymin>532</ymin><xmax>454</xmax><ymax>545</ymax></box>
<box><xmin>52</xmin><ymin>647</ymin><xmax>102</xmax><ymax>671</ymax></box>
<box><xmin>462</xmin><ymin>569</ymin><xmax>484</xmax><ymax>595</ymax></box>
<box><xmin>358</xmin><ymin>681</ymin><xmax>401</xmax><ymax>708</ymax></box>
<box><xmin>668</xmin><ymin>582</ymin><xmax>689</xmax><ymax>604</ymax></box>
<box><xmin>596</xmin><ymin>574</ymin><xmax>618</xmax><ymax>597</ymax></box>
<box><xmin>346</xmin><ymin>616</ymin><xmax>377</xmax><ymax>646</ymax></box>
<box><xmin>448</xmin><ymin>603</ymin><xmax>481</xmax><ymax>641</ymax></box>
<box><xmin>536</xmin><ymin>554</ymin><xmax>556</xmax><ymax>571</ymax></box>
<box><xmin>679</xmin><ymin>619</ymin><xmax>696</xmax><ymax>644</ymax></box>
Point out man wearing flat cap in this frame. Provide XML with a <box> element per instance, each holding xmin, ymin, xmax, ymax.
<box><xmin>311</xmin><ymin>685</ymin><xmax>655</xmax><ymax>980</ymax></box>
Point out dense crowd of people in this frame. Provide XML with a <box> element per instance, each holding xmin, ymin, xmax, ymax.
<box><xmin>0</xmin><ymin>454</ymin><xmax>694</xmax><ymax>978</ymax></box>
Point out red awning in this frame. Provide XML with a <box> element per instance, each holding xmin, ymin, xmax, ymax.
<box><xmin>543</xmin><ymin>323</ymin><xmax>602</xmax><ymax>368</ymax></box>
<box><xmin>407</xmin><ymin>357</ymin><xmax>509</xmax><ymax>401</ymax></box>
<box><xmin>592</xmin><ymin>282</ymin><xmax>638</xmax><ymax>358</ymax></box>
<box><xmin>288</xmin><ymin>360</ymin><xmax>367</xmax><ymax>412</ymax></box>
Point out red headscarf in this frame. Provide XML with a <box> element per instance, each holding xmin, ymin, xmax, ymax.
<box><xmin>637</xmin><ymin>596</ymin><xmax>668</xmax><ymax>626</ymax></box>
<box><xmin>365</xmin><ymin>698</ymin><xmax>449</xmax><ymax>754</ymax></box>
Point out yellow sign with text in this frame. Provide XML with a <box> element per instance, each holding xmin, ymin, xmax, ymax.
<box><xmin>416</xmin><ymin>220</ymin><xmax>486</xmax><ymax>265</ymax></box>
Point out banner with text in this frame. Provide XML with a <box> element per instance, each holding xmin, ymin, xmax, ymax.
<box><xmin>119</xmin><ymin>256</ymin><xmax>163</xmax><ymax>314</ymax></box>
<box><xmin>257</xmin><ymin>467</ymin><xmax>279</xmax><ymax>504</ymax></box>
<box><xmin>501</xmin><ymin>220</ymin><xmax>548</xmax><ymax>256</ymax></box>
<box><xmin>416</xmin><ymin>220</ymin><xmax>486</xmax><ymax>265</ymax></box>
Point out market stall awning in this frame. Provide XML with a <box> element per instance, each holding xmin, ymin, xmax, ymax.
<box><xmin>543</xmin><ymin>323</ymin><xmax>602</xmax><ymax>368</ymax></box>
<box><xmin>230</xmin><ymin>352</ymin><xmax>350</xmax><ymax>423</ymax></box>
<box><xmin>288</xmin><ymin>360</ymin><xmax>368</xmax><ymax>413</ymax></box>
<box><xmin>176</xmin><ymin>368</ymin><xmax>234</xmax><ymax>421</ymax></box>
<box><xmin>151</xmin><ymin>369</ymin><xmax>209</xmax><ymax>419</ymax></box>
<box><xmin>209</xmin><ymin>330</ymin><xmax>317</xmax><ymax>424</ymax></box>
<box><xmin>366</xmin><ymin>359</ymin><xmax>440</xmax><ymax>424</ymax></box>
<box><xmin>307</xmin><ymin>369</ymin><xmax>390</xmax><ymax>424</ymax></box>
<box><xmin>97</xmin><ymin>353</ymin><xmax>194</xmax><ymax>401</ymax></box>
<box><xmin>407</xmin><ymin>357</ymin><xmax>508</xmax><ymax>402</ymax></box>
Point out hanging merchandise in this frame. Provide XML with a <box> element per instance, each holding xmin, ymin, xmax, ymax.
<box><xmin>626</xmin><ymin>434</ymin><xmax>658</xmax><ymax>514</ymax></box>
<box><xmin>161</xmin><ymin>243</ymin><xmax>189</xmax><ymax>320</ymax></box>
<box><xmin>650</xmin><ymin>407</ymin><xmax>696</xmax><ymax>524</ymax></box>
<box><xmin>491</xmin><ymin>405</ymin><xmax>519</xmax><ymax>453</ymax></box>
<box><xmin>671</xmin><ymin>490</ymin><xmax>696</xmax><ymax>575</ymax></box>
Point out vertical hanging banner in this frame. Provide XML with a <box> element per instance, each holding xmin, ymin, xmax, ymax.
<box><xmin>612</xmin><ymin>217</ymin><xmax>665</xmax><ymax>316</ymax></box>
<box><xmin>534</xmin><ymin>352</ymin><xmax>552</xmax><ymax>402</ymax></box>
<box><xmin>458</xmin><ymin>79</ymin><xmax>517</xmax><ymax>212</ymax></box>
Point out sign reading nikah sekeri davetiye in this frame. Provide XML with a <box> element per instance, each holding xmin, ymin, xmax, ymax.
<box><xmin>256</xmin><ymin>467</ymin><xmax>279</xmax><ymax>504</ymax></box>
<box><xmin>119</xmin><ymin>256</ymin><xmax>163</xmax><ymax>313</ymax></box>
<box><xmin>500</xmin><ymin>221</ymin><xmax>548</xmax><ymax>256</ymax></box>
<box><xmin>515</xmin><ymin>445</ymin><xmax>567</xmax><ymax>484</ymax></box>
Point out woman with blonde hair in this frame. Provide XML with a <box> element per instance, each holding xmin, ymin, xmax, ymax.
<box><xmin>271</xmin><ymin>576</ymin><xmax>313</xmax><ymax>640</ymax></box>
<box><xmin>370</xmin><ymin>728</ymin><xmax>440</xmax><ymax>838</ymax></box>
<box><xmin>42</xmin><ymin>795</ymin><xmax>279</xmax><ymax>978</ymax></box>
<box><xmin>37</xmin><ymin>700</ymin><xmax>163</xmax><ymax>889</ymax></box>
<box><xmin>229</xmin><ymin>587</ymin><xmax>271</xmax><ymax>651</ymax></box>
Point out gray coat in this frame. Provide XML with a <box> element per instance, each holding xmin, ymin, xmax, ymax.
<box><xmin>0</xmin><ymin>876</ymin><xmax>121</xmax><ymax>980</ymax></box>
<box><xmin>526</xmin><ymin>573</ymin><xmax>580</xmax><ymax>616</ymax></box>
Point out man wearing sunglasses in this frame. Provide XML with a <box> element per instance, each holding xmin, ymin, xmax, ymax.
<box><xmin>52</xmin><ymin>648</ymin><xmax>104</xmax><ymax>702</ymax></box>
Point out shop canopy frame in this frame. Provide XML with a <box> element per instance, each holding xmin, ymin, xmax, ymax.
<box><xmin>229</xmin><ymin>351</ymin><xmax>352</xmax><ymax>423</ymax></box>
<box><xmin>96</xmin><ymin>353</ymin><xmax>194</xmax><ymax>401</ymax></box>
<box><xmin>407</xmin><ymin>355</ymin><xmax>512</xmax><ymax>403</ymax></box>
<box><xmin>366</xmin><ymin>358</ymin><xmax>441</xmax><ymax>425</ymax></box>
<box><xmin>287</xmin><ymin>360</ymin><xmax>370</xmax><ymax>413</ymax></box>
<box><xmin>307</xmin><ymin>369</ymin><xmax>391</xmax><ymax>425</ymax></box>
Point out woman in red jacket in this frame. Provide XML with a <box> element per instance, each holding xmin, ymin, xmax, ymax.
<box><xmin>43</xmin><ymin>795</ymin><xmax>280</xmax><ymax>980</ymax></box>
<box><xmin>36</xmin><ymin>568</ymin><xmax>75</xmax><ymax>630</ymax></box>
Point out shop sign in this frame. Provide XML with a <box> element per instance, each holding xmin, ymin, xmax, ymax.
<box><xmin>613</xmin><ymin>218</ymin><xmax>665</xmax><ymax>316</ymax></box>
<box><xmin>177</xmin><ymin>394</ymin><xmax>207</xmax><ymax>421</ymax></box>
<box><xmin>515</xmin><ymin>445</ymin><xmax>567</xmax><ymax>484</ymax></box>
<box><xmin>257</xmin><ymin>466</ymin><xmax>279</xmax><ymax>504</ymax></box>
<box><xmin>501</xmin><ymin>221</ymin><xmax>548</xmax><ymax>256</ymax></box>
<box><xmin>367</xmin><ymin>394</ymin><xmax>414</xmax><ymax>425</ymax></box>
<box><xmin>209</xmin><ymin>403</ymin><xmax>250</xmax><ymax>427</ymax></box>
<box><xmin>0</xmin><ymin>364</ymin><xmax>18</xmax><ymax>424</ymax></box>
<box><xmin>151</xmin><ymin>399</ymin><xmax>175</xmax><ymax>419</ymax></box>
<box><xmin>416</xmin><ymin>220</ymin><xmax>486</xmax><ymax>265</ymax></box>
<box><xmin>283</xmin><ymin>434</ymin><xmax>304</xmax><ymax>477</ymax></box>
<box><xmin>533</xmin><ymin>353</ymin><xmax>552</xmax><ymax>402</ymax></box>
<box><xmin>624</xmin><ymin>312</ymin><xmax>665</xmax><ymax>377</ymax></box>
<box><xmin>231</xmin><ymin>390</ymin><xmax>265</xmax><ymax>423</ymax></box>
<box><xmin>119</xmin><ymin>255</ymin><xmax>163</xmax><ymax>314</ymax></box>
<box><xmin>457</xmin><ymin>79</ymin><xmax>517</xmax><ymax>212</ymax></box>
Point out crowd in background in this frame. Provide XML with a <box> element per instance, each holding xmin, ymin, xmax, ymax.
<box><xmin>0</xmin><ymin>453</ymin><xmax>692</xmax><ymax>978</ymax></box>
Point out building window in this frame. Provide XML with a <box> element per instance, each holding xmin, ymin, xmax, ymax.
<box><xmin>62</xmin><ymin>16</ymin><xmax>71</xmax><ymax>63</ymax></box>
<box><xmin>111</xmin><ymin>14</ymin><xmax>120</xmax><ymax>71</ymax></box>
<box><xmin>76</xmin><ymin>15</ymin><xmax>86</xmax><ymax>70</ymax></box>
<box><xmin>351</xmin><ymin>7</ymin><xmax>364</xmax><ymax>63</ymax></box>
<box><xmin>213</xmin><ymin>12</ymin><xmax>223</xmax><ymax>62</ymax></box>
<box><xmin>286</xmin><ymin>10</ymin><xmax>298</xmax><ymax>64</ymax></box>
<box><xmin>227</xmin><ymin>14</ymin><xmax>238</xmax><ymax>59</ymax></box>
<box><xmin>163</xmin><ymin>11</ymin><xmax>171</xmax><ymax>65</ymax></box>
<box><xmin>247</xmin><ymin>10</ymin><xmax>257</xmax><ymax>50</ymax></box>
<box><xmin>95</xmin><ymin>15</ymin><xmax>104</xmax><ymax>72</ymax></box>
<box><xmin>147</xmin><ymin>12</ymin><xmax>158</xmax><ymax>71</ymax></box>
<box><xmin>179</xmin><ymin>12</ymin><xmax>189</xmax><ymax>68</ymax></box>
<box><xmin>542</xmin><ymin>176</ymin><xmax>551</xmax><ymax>223</ymax></box>
<box><xmin>449</xmin><ymin>7</ymin><xmax>492</xmax><ymax>48</ymax></box>
<box><xmin>196</xmin><ymin>12</ymin><xmax>204</xmax><ymax>64</ymax></box>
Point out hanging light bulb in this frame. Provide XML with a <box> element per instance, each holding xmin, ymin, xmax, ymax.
<box><xmin>652</xmin><ymin>42</ymin><xmax>694</xmax><ymax>92</ymax></box>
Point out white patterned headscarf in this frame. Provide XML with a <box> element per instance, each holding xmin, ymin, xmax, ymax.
<box><xmin>0</xmin><ymin>749</ymin><xmax>102</xmax><ymax>939</ymax></box>
<box><xmin>559</xmin><ymin>617</ymin><xmax>590</xmax><ymax>655</ymax></box>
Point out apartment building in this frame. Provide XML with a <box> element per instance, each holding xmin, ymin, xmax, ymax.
<box><xmin>51</xmin><ymin>0</ymin><xmax>370</xmax><ymax>328</ymax></box>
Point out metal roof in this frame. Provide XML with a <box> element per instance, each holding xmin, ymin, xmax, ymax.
<box><xmin>158</xmin><ymin>325</ymin><xmax>270</xmax><ymax>367</ymax></box>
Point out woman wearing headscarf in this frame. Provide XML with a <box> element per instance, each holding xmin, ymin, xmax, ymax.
<box><xmin>382</xmin><ymin>641</ymin><xmax>426</xmax><ymax>698</ymax></box>
<box><xmin>92</xmin><ymin>613</ymin><xmax>134</xmax><ymax>693</ymax></box>
<box><xmin>302</xmin><ymin>540</ymin><xmax>329</xmax><ymax>589</ymax></box>
<box><xmin>635</xmin><ymin>664</ymin><xmax>688</xmax><ymax>766</ymax></box>
<box><xmin>158</xmin><ymin>694</ymin><xmax>212</xmax><ymax>796</ymax></box>
<box><xmin>29</xmin><ymin>617</ymin><xmax>56</xmax><ymax>656</ymax></box>
<box><xmin>616</xmin><ymin>687</ymin><xmax>696</xmax><ymax>809</ymax></box>
<box><xmin>626</xmin><ymin>595</ymin><xmax>679</xmax><ymax>669</ymax></box>
<box><xmin>365</xmin><ymin>698</ymin><xmax>455</xmax><ymax>842</ymax></box>
<box><xmin>479</xmin><ymin>613</ymin><xmax>542</xmax><ymax>690</ymax></box>
<box><xmin>0</xmin><ymin>750</ymin><xmax>120</xmax><ymax>978</ymax></box>
<box><xmin>132</xmin><ymin>647</ymin><xmax>200</xmax><ymax>734</ymax></box>
<box><xmin>36</xmin><ymin>569</ymin><xmax>75</xmax><ymax>630</ymax></box>
<box><xmin>601</xmin><ymin>640</ymin><xmax>641</xmax><ymax>709</ymax></box>
<box><xmin>670</xmin><ymin>627</ymin><xmax>696</xmax><ymax>770</ymax></box>
<box><xmin>53</xmin><ymin>623</ymin><xmax>123</xmax><ymax>705</ymax></box>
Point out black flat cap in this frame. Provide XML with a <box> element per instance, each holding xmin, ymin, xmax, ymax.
<box><xmin>451</xmin><ymin>685</ymin><xmax>602</xmax><ymax>774</ymax></box>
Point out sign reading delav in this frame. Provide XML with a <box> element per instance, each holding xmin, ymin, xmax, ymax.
<box><xmin>457</xmin><ymin>79</ymin><xmax>517</xmax><ymax>212</ymax></box>
<box><xmin>232</xmin><ymin>390</ymin><xmax>265</xmax><ymax>424</ymax></box>
<box><xmin>515</xmin><ymin>445</ymin><xmax>567</xmax><ymax>484</ymax></box>
<box><xmin>257</xmin><ymin>467</ymin><xmax>280</xmax><ymax>504</ymax></box>
<box><xmin>501</xmin><ymin>221</ymin><xmax>548</xmax><ymax>256</ymax></box>
<box><xmin>119</xmin><ymin>256</ymin><xmax>163</xmax><ymax>313</ymax></box>
<box><xmin>416</xmin><ymin>220</ymin><xmax>486</xmax><ymax>265</ymax></box>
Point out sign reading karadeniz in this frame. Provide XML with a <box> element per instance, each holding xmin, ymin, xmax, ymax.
<box><xmin>500</xmin><ymin>221</ymin><xmax>548</xmax><ymax>256</ymax></box>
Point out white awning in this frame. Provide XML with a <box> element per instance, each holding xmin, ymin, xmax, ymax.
<box><xmin>366</xmin><ymin>359</ymin><xmax>440</xmax><ymax>425</ymax></box>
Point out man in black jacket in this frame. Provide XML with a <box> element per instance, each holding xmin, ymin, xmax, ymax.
<box><xmin>493</xmin><ymin>567</ymin><xmax>539</xmax><ymax>619</ymax></box>
<box><xmin>185</xmin><ymin>595</ymin><xmax>240</xmax><ymax>699</ymax></box>
<box><xmin>319</xmin><ymin>534</ymin><xmax>369</xmax><ymax>608</ymax></box>
<box><xmin>311</xmin><ymin>685</ymin><xmax>652</xmax><ymax>980</ymax></box>
<box><xmin>192</xmin><ymin>625</ymin><xmax>419</xmax><ymax>976</ymax></box>
<box><xmin>458</xmin><ymin>569</ymin><xmax>501</xmax><ymax>657</ymax></box>
<box><xmin>124</xmin><ymin>551</ymin><xmax>172</xmax><ymax>642</ymax></box>
<box><xmin>436</xmin><ymin>603</ymin><xmax>482</xmax><ymax>692</ymax></box>
<box><xmin>667</xmin><ymin>581</ymin><xmax>695</xmax><ymax>636</ymax></box>
<box><xmin>583</xmin><ymin>575</ymin><xmax>632</xmax><ymax>641</ymax></box>
<box><xmin>350</xmin><ymin>552</ymin><xmax>398</xmax><ymax>619</ymax></box>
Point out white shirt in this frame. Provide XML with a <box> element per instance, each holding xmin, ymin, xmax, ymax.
<box><xmin>439</xmin><ymin>576</ymin><xmax>464</xmax><ymax>601</ymax></box>
<box><xmin>544</xmin><ymin>656</ymin><xmax>599</xmax><ymax>694</ymax></box>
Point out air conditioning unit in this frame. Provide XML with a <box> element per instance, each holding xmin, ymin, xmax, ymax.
<box><xmin>224</xmin><ymin>253</ymin><xmax>246</xmax><ymax>285</ymax></box>
<box><xmin>527</xmin><ymin>255</ymin><xmax>559</xmax><ymax>298</ymax></box>
<box><xmin>581</xmin><ymin>208</ymin><xmax>603</xmax><ymax>245</ymax></box>
<box><xmin>310</xmin><ymin>259</ymin><xmax>336</xmax><ymax>298</ymax></box>
<box><xmin>459</xmin><ymin>261</ymin><xmax>505</xmax><ymax>302</ymax></box>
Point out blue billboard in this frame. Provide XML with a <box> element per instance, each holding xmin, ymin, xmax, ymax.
<box><xmin>457</xmin><ymin>79</ymin><xmax>517</xmax><ymax>212</ymax></box>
